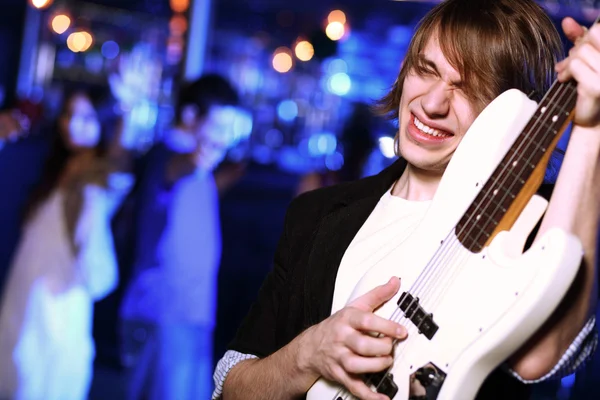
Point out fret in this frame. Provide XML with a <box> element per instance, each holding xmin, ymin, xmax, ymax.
<box><xmin>539</xmin><ymin>101</ymin><xmax>572</xmax><ymax>117</ymax></box>
<box><xmin>503</xmin><ymin>138</ymin><xmax>546</xmax><ymax>164</ymax></box>
<box><xmin>497</xmin><ymin>158</ymin><xmax>538</xmax><ymax>182</ymax></box>
<box><xmin>519</xmin><ymin>140</ymin><xmax>547</xmax><ymax>155</ymax></box>
<box><xmin>496</xmin><ymin>162</ymin><xmax>529</xmax><ymax>180</ymax></box>
<box><xmin>464</xmin><ymin>226</ymin><xmax>491</xmax><ymax>247</ymax></box>
<box><xmin>465</xmin><ymin>208</ymin><xmax>499</xmax><ymax>224</ymax></box>
<box><xmin>531</xmin><ymin>116</ymin><xmax>561</xmax><ymax>135</ymax></box>
<box><xmin>463</xmin><ymin>227</ymin><xmax>492</xmax><ymax>250</ymax></box>
<box><xmin>474</xmin><ymin>193</ymin><xmax>507</xmax><ymax>214</ymax></box>
<box><xmin>487</xmin><ymin>187</ymin><xmax>511</xmax><ymax>209</ymax></box>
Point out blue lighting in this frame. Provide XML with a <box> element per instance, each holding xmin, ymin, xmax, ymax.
<box><xmin>325</xmin><ymin>151</ymin><xmax>344</xmax><ymax>171</ymax></box>
<box><xmin>327</xmin><ymin>58</ymin><xmax>348</xmax><ymax>74</ymax></box>
<box><xmin>308</xmin><ymin>133</ymin><xmax>337</xmax><ymax>156</ymax></box>
<box><xmin>328</xmin><ymin>73</ymin><xmax>351</xmax><ymax>96</ymax></box>
<box><xmin>232</xmin><ymin>109</ymin><xmax>253</xmax><ymax>143</ymax></box>
<box><xmin>101</xmin><ymin>41</ymin><xmax>120</xmax><ymax>60</ymax></box>
<box><xmin>561</xmin><ymin>373</ymin><xmax>576</xmax><ymax>389</ymax></box>
<box><xmin>264</xmin><ymin>129</ymin><xmax>283</xmax><ymax>148</ymax></box>
<box><xmin>277</xmin><ymin>100</ymin><xmax>298</xmax><ymax>122</ymax></box>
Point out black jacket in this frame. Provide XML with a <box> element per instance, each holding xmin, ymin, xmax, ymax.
<box><xmin>230</xmin><ymin>158</ymin><xmax>550</xmax><ymax>399</ymax></box>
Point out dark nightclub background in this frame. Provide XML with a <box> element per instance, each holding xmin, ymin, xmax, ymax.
<box><xmin>0</xmin><ymin>0</ymin><xmax>599</xmax><ymax>399</ymax></box>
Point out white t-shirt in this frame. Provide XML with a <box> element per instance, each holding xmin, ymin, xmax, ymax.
<box><xmin>332</xmin><ymin>186</ymin><xmax>431</xmax><ymax>313</ymax></box>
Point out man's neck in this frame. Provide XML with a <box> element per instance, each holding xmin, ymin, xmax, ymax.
<box><xmin>391</xmin><ymin>164</ymin><xmax>443</xmax><ymax>201</ymax></box>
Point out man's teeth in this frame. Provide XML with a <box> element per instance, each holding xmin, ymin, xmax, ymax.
<box><xmin>414</xmin><ymin>116</ymin><xmax>448</xmax><ymax>137</ymax></box>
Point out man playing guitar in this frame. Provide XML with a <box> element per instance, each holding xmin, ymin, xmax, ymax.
<box><xmin>214</xmin><ymin>1</ymin><xmax>600</xmax><ymax>399</ymax></box>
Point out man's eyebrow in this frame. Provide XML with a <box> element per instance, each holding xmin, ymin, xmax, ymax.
<box><xmin>416</xmin><ymin>55</ymin><xmax>440</xmax><ymax>74</ymax></box>
<box><xmin>417</xmin><ymin>54</ymin><xmax>463</xmax><ymax>87</ymax></box>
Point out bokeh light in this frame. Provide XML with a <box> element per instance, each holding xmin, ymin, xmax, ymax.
<box><xmin>327</xmin><ymin>58</ymin><xmax>348</xmax><ymax>74</ymax></box>
<box><xmin>327</xmin><ymin>10</ymin><xmax>346</xmax><ymax>24</ymax></box>
<box><xmin>294</xmin><ymin>41</ymin><xmax>314</xmax><ymax>62</ymax></box>
<box><xmin>51</xmin><ymin>14</ymin><xmax>70</xmax><ymax>34</ymax></box>
<box><xmin>277</xmin><ymin>100</ymin><xmax>299</xmax><ymax>122</ymax></box>
<box><xmin>325</xmin><ymin>21</ymin><xmax>345</xmax><ymax>41</ymax></box>
<box><xmin>167</xmin><ymin>36</ymin><xmax>185</xmax><ymax>64</ymax></box>
<box><xmin>67</xmin><ymin>31</ymin><xmax>93</xmax><ymax>53</ymax></box>
<box><xmin>308</xmin><ymin>133</ymin><xmax>337</xmax><ymax>156</ymax></box>
<box><xmin>169</xmin><ymin>14</ymin><xmax>188</xmax><ymax>36</ymax></box>
<box><xmin>327</xmin><ymin>72</ymin><xmax>351</xmax><ymax>96</ymax></box>
<box><xmin>325</xmin><ymin>151</ymin><xmax>344</xmax><ymax>171</ymax></box>
<box><xmin>101</xmin><ymin>41</ymin><xmax>120</xmax><ymax>59</ymax></box>
<box><xmin>272</xmin><ymin>47</ymin><xmax>293</xmax><ymax>73</ymax></box>
<box><xmin>31</xmin><ymin>0</ymin><xmax>53</xmax><ymax>9</ymax></box>
<box><xmin>170</xmin><ymin>0</ymin><xmax>190</xmax><ymax>13</ymax></box>
<box><xmin>81</xmin><ymin>31</ymin><xmax>93</xmax><ymax>50</ymax></box>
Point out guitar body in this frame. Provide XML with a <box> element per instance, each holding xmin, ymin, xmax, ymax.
<box><xmin>307</xmin><ymin>89</ymin><xmax>583</xmax><ymax>400</ymax></box>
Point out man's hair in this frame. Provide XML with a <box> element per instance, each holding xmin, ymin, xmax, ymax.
<box><xmin>377</xmin><ymin>0</ymin><xmax>564</xmax><ymax>119</ymax></box>
<box><xmin>175</xmin><ymin>73</ymin><xmax>239</xmax><ymax>123</ymax></box>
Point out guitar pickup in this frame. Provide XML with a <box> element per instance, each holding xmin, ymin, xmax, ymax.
<box><xmin>397</xmin><ymin>292</ymin><xmax>439</xmax><ymax>340</ymax></box>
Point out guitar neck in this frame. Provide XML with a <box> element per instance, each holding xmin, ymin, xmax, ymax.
<box><xmin>455</xmin><ymin>16</ymin><xmax>600</xmax><ymax>253</ymax></box>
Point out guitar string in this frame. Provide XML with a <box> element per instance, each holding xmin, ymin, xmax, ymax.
<box><xmin>371</xmin><ymin>81</ymin><xmax>576</xmax><ymax>398</ymax></box>
<box><xmin>360</xmin><ymin>81</ymin><xmax>575</xmax><ymax>400</ymax></box>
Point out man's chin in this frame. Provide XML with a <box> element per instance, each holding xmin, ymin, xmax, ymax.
<box><xmin>402</xmin><ymin>156</ymin><xmax>449</xmax><ymax>174</ymax></box>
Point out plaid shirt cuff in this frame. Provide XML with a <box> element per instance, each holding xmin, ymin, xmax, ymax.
<box><xmin>212</xmin><ymin>350</ymin><xmax>259</xmax><ymax>399</ymax></box>
<box><xmin>507</xmin><ymin>315</ymin><xmax>597</xmax><ymax>383</ymax></box>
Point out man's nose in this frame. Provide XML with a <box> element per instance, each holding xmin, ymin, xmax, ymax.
<box><xmin>421</xmin><ymin>81</ymin><xmax>450</xmax><ymax>119</ymax></box>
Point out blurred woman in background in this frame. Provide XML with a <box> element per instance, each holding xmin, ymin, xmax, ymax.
<box><xmin>0</xmin><ymin>70</ymin><xmax>142</xmax><ymax>399</ymax></box>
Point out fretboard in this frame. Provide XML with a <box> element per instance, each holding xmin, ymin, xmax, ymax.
<box><xmin>455</xmin><ymin>78</ymin><xmax>578</xmax><ymax>252</ymax></box>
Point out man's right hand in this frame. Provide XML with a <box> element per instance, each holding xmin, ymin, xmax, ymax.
<box><xmin>297</xmin><ymin>276</ymin><xmax>408</xmax><ymax>400</ymax></box>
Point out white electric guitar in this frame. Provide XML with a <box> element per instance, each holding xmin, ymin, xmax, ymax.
<box><xmin>307</xmin><ymin>19</ymin><xmax>599</xmax><ymax>400</ymax></box>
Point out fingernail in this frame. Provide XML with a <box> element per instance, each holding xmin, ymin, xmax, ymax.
<box><xmin>396</xmin><ymin>327</ymin><xmax>407</xmax><ymax>338</ymax></box>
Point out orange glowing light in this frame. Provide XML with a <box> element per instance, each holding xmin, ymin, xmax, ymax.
<box><xmin>170</xmin><ymin>0</ymin><xmax>190</xmax><ymax>13</ymax></box>
<box><xmin>81</xmin><ymin>31</ymin><xmax>93</xmax><ymax>51</ymax></box>
<box><xmin>51</xmin><ymin>14</ymin><xmax>71</xmax><ymax>34</ymax></box>
<box><xmin>272</xmin><ymin>48</ymin><xmax>293</xmax><ymax>73</ymax></box>
<box><xmin>327</xmin><ymin>10</ymin><xmax>346</xmax><ymax>24</ymax></box>
<box><xmin>294</xmin><ymin>40</ymin><xmax>314</xmax><ymax>62</ymax></box>
<box><xmin>67</xmin><ymin>31</ymin><xmax>93</xmax><ymax>53</ymax></box>
<box><xmin>31</xmin><ymin>0</ymin><xmax>53</xmax><ymax>9</ymax></box>
<box><xmin>325</xmin><ymin>21</ymin><xmax>345</xmax><ymax>41</ymax></box>
<box><xmin>169</xmin><ymin>14</ymin><xmax>188</xmax><ymax>36</ymax></box>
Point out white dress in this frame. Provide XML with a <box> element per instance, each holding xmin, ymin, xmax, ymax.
<box><xmin>0</xmin><ymin>173</ymin><xmax>132</xmax><ymax>400</ymax></box>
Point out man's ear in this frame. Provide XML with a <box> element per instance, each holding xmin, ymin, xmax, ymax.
<box><xmin>180</xmin><ymin>104</ymin><xmax>199</xmax><ymax>128</ymax></box>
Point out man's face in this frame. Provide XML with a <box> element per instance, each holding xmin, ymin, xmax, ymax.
<box><xmin>193</xmin><ymin>105</ymin><xmax>238</xmax><ymax>172</ymax></box>
<box><xmin>397</xmin><ymin>36</ymin><xmax>480</xmax><ymax>174</ymax></box>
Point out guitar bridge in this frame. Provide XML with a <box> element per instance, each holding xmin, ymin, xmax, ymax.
<box><xmin>397</xmin><ymin>292</ymin><xmax>439</xmax><ymax>340</ymax></box>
